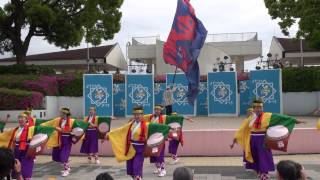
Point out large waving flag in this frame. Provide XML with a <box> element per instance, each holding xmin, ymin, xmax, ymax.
<box><xmin>163</xmin><ymin>0</ymin><xmax>207</xmax><ymax>105</ymax></box>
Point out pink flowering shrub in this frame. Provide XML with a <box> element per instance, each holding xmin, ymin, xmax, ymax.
<box><xmin>58</xmin><ymin>74</ymin><xmax>82</xmax><ymax>96</ymax></box>
<box><xmin>18</xmin><ymin>92</ymin><xmax>44</xmax><ymax>109</ymax></box>
<box><xmin>56</xmin><ymin>74</ymin><xmax>75</xmax><ymax>94</ymax></box>
<box><xmin>23</xmin><ymin>76</ymin><xmax>59</xmax><ymax>96</ymax></box>
<box><xmin>0</xmin><ymin>88</ymin><xmax>44</xmax><ymax>110</ymax></box>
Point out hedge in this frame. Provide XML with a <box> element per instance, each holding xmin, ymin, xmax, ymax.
<box><xmin>0</xmin><ymin>74</ymin><xmax>79</xmax><ymax>96</ymax></box>
<box><xmin>59</xmin><ymin>75</ymin><xmax>83</xmax><ymax>97</ymax></box>
<box><xmin>23</xmin><ymin>76</ymin><xmax>59</xmax><ymax>96</ymax></box>
<box><xmin>0</xmin><ymin>64</ymin><xmax>55</xmax><ymax>75</ymax></box>
<box><xmin>282</xmin><ymin>67</ymin><xmax>320</xmax><ymax>92</ymax></box>
<box><xmin>0</xmin><ymin>75</ymin><xmax>37</xmax><ymax>89</ymax></box>
<box><xmin>0</xmin><ymin>88</ymin><xmax>44</xmax><ymax>110</ymax></box>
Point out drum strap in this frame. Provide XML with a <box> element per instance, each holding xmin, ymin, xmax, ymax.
<box><xmin>139</xmin><ymin>120</ymin><xmax>147</xmax><ymax>142</ymax></box>
<box><xmin>18</xmin><ymin>125</ymin><xmax>29</xmax><ymax>150</ymax></box>
<box><xmin>59</xmin><ymin>118</ymin><xmax>71</xmax><ymax>132</ymax></box>
<box><xmin>131</xmin><ymin>121</ymin><xmax>141</xmax><ymax>139</ymax></box>
<box><xmin>27</xmin><ymin>116</ymin><xmax>35</xmax><ymax>127</ymax></box>
<box><xmin>125</xmin><ymin>119</ymin><xmax>147</xmax><ymax>156</ymax></box>
<box><xmin>59</xmin><ymin>117</ymin><xmax>71</xmax><ymax>147</ymax></box>
<box><xmin>86</xmin><ymin>115</ymin><xmax>96</xmax><ymax>124</ymax></box>
<box><xmin>253</xmin><ymin>112</ymin><xmax>264</xmax><ymax>129</ymax></box>
<box><xmin>150</xmin><ymin>114</ymin><xmax>164</xmax><ymax>124</ymax></box>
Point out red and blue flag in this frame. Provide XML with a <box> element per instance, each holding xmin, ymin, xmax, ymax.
<box><xmin>163</xmin><ymin>0</ymin><xmax>207</xmax><ymax>105</ymax></box>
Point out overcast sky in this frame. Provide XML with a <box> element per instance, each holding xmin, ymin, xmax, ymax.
<box><xmin>0</xmin><ymin>0</ymin><xmax>299</xmax><ymax>70</ymax></box>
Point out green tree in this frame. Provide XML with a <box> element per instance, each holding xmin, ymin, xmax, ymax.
<box><xmin>264</xmin><ymin>0</ymin><xmax>320</xmax><ymax>49</ymax></box>
<box><xmin>0</xmin><ymin>0</ymin><xmax>124</xmax><ymax>64</ymax></box>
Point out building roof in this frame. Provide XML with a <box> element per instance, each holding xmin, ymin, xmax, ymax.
<box><xmin>276</xmin><ymin>37</ymin><xmax>319</xmax><ymax>53</ymax></box>
<box><xmin>0</xmin><ymin>44</ymin><xmax>115</xmax><ymax>62</ymax></box>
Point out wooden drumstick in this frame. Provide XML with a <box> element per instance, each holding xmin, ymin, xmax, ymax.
<box><xmin>185</xmin><ymin>117</ymin><xmax>194</xmax><ymax>123</ymax></box>
<box><xmin>0</xmin><ymin>114</ymin><xmax>10</xmax><ymax>123</ymax></box>
<box><xmin>296</xmin><ymin>119</ymin><xmax>306</xmax><ymax>124</ymax></box>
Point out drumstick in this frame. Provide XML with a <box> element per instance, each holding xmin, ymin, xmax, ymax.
<box><xmin>296</xmin><ymin>119</ymin><xmax>306</xmax><ymax>124</ymax></box>
<box><xmin>185</xmin><ymin>117</ymin><xmax>194</xmax><ymax>123</ymax></box>
<box><xmin>55</xmin><ymin>127</ymin><xmax>62</xmax><ymax>132</ymax></box>
<box><xmin>5</xmin><ymin>114</ymin><xmax>10</xmax><ymax>122</ymax></box>
<box><xmin>230</xmin><ymin>138</ymin><xmax>237</xmax><ymax>149</ymax></box>
<box><xmin>0</xmin><ymin>116</ymin><xmax>7</xmax><ymax>123</ymax></box>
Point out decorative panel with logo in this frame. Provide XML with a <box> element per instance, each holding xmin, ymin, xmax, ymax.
<box><xmin>113</xmin><ymin>83</ymin><xmax>125</xmax><ymax>116</ymax></box>
<box><xmin>208</xmin><ymin>72</ymin><xmax>238</xmax><ymax>116</ymax></box>
<box><xmin>126</xmin><ymin>74</ymin><xmax>154</xmax><ymax>116</ymax></box>
<box><xmin>166</xmin><ymin>73</ymin><xmax>195</xmax><ymax>116</ymax></box>
<box><xmin>250</xmin><ymin>69</ymin><xmax>282</xmax><ymax>113</ymax></box>
<box><xmin>196</xmin><ymin>82</ymin><xmax>208</xmax><ymax>116</ymax></box>
<box><xmin>83</xmin><ymin>74</ymin><xmax>113</xmax><ymax>116</ymax></box>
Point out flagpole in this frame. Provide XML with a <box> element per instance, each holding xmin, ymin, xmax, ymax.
<box><xmin>172</xmin><ymin>66</ymin><xmax>178</xmax><ymax>84</ymax></box>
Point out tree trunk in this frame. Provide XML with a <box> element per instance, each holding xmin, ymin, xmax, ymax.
<box><xmin>14</xmin><ymin>45</ymin><xmax>27</xmax><ymax>64</ymax></box>
<box><xmin>11</xmin><ymin>0</ymin><xmax>28</xmax><ymax>65</ymax></box>
<box><xmin>16</xmin><ymin>54</ymin><xmax>26</xmax><ymax>64</ymax></box>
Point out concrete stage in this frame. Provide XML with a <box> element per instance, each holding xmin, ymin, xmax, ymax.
<box><xmin>5</xmin><ymin>116</ymin><xmax>320</xmax><ymax>156</ymax></box>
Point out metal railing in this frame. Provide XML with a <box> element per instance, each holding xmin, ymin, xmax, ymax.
<box><xmin>130</xmin><ymin>32</ymin><xmax>258</xmax><ymax>45</ymax></box>
<box><xmin>132</xmin><ymin>35</ymin><xmax>160</xmax><ymax>45</ymax></box>
<box><xmin>206</xmin><ymin>32</ymin><xmax>258</xmax><ymax>42</ymax></box>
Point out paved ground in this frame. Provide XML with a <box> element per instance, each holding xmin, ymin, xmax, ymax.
<box><xmin>4</xmin><ymin>116</ymin><xmax>318</xmax><ymax>130</ymax></box>
<box><xmin>30</xmin><ymin>154</ymin><xmax>320</xmax><ymax>180</ymax></box>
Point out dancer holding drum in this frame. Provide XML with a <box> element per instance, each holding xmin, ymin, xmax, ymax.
<box><xmin>80</xmin><ymin>106</ymin><xmax>115</xmax><ymax>164</ymax></box>
<box><xmin>0</xmin><ymin>113</ymin><xmax>54</xmax><ymax>180</ymax></box>
<box><xmin>230</xmin><ymin>99</ymin><xmax>304</xmax><ymax>180</ymax></box>
<box><xmin>107</xmin><ymin>106</ymin><xmax>147</xmax><ymax>180</ymax></box>
<box><xmin>166</xmin><ymin>112</ymin><xmax>193</xmax><ymax>165</ymax></box>
<box><xmin>41</xmin><ymin>107</ymin><xmax>89</xmax><ymax>177</ymax></box>
<box><xmin>125</xmin><ymin>106</ymin><xmax>148</xmax><ymax>180</ymax></box>
<box><xmin>108</xmin><ymin>106</ymin><xmax>170</xmax><ymax>180</ymax></box>
<box><xmin>143</xmin><ymin>104</ymin><xmax>167</xmax><ymax>177</ymax></box>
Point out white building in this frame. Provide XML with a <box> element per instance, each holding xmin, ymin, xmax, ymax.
<box><xmin>269</xmin><ymin>36</ymin><xmax>320</xmax><ymax>67</ymax></box>
<box><xmin>0</xmin><ymin>43</ymin><xmax>127</xmax><ymax>73</ymax></box>
<box><xmin>127</xmin><ymin>32</ymin><xmax>262</xmax><ymax>74</ymax></box>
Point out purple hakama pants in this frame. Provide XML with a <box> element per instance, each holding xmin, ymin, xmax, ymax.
<box><xmin>14</xmin><ymin>143</ymin><xmax>34</xmax><ymax>179</ymax></box>
<box><xmin>150</xmin><ymin>144</ymin><xmax>165</xmax><ymax>169</ymax></box>
<box><xmin>52</xmin><ymin>134</ymin><xmax>72</xmax><ymax>163</ymax></box>
<box><xmin>80</xmin><ymin>128</ymin><xmax>99</xmax><ymax>154</ymax></box>
<box><xmin>245</xmin><ymin>133</ymin><xmax>275</xmax><ymax>173</ymax></box>
<box><xmin>126</xmin><ymin>143</ymin><xmax>145</xmax><ymax>178</ymax></box>
<box><xmin>168</xmin><ymin>139</ymin><xmax>179</xmax><ymax>155</ymax></box>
